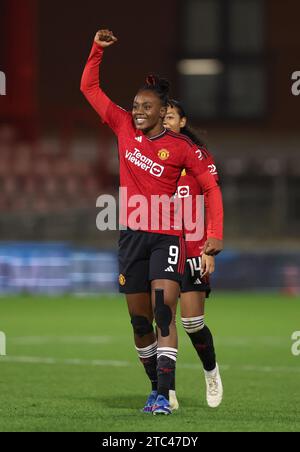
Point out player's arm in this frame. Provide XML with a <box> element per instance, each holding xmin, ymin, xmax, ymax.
<box><xmin>184</xmin><ymin>148</ymin><xmax>224</xmax><ymax>256</ymax></box>
<box><xmin>80</xmin><ymin>30</ymin><xmax>128</xmax><ymax>133</ymax></box>
<box><xmin>206</xmin><ymin>154</ymin><xmax>219</xmax><ymax>183</ymax></box>
<box><xmin>202</xmin><ymin>152</ymin><xmax>222</xmax><ymax>257</ymax></box>
<box><xmin>196</xmin><ymin>170</ymin><xmax>223</xmax><ymax>256</ymax></box>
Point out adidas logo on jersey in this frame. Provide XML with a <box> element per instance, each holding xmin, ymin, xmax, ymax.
<box><xmin>135</xmin><ymin>136</ymin><xmax>143</xmax><ymax>143</ymax></box>
<box><xmin>165</xmin><ymin>266</ymin><xmax>175</xmax><ymax>273</ymax></box>
<box><xmin>194</xmin><ymin>278</ymin><xmax>202</xmax><ymax>285</ymax></box>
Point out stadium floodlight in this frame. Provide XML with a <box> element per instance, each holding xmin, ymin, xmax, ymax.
<box><xmin>178</xmin><ymin>59</ymin><xmax>224</xmax><ymax>76</ymax></box>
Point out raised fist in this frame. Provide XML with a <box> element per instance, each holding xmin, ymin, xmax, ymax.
<box><xmin>94</xmin><ymin>29</ymin><xmax>118</xmax><ymax>48</ymax></box>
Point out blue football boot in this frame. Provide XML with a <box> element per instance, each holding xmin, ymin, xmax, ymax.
<box><xmin>142</xmin><ymin>390</ymin><xmax>158</xmax><ymax>413</ymax></box>
<box><xmin>152</xmin><ymin>395</ymin><xmax>172</xmax><ymax>415</ymax></box>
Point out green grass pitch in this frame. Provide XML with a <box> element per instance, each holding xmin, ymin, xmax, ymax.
<box><xmin>0</xmin><ymin>292</ymin><xmax>300</xmax><ymax>432</ymax></box>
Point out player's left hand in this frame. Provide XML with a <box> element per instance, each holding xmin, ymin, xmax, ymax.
<box><xmin>204</xmin><ymin>238</ymin><xmax>223</xmax><ymax>256</ymax></box>
<box><xmin>201</xmin><ymin>254</ymin><xmax>215</xmax><ymax>277</ymax></box>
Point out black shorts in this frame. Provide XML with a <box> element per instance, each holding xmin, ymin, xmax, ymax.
<box><xmin>180</xmin><ymin>256</ymin><xmax>211</xmax><ymax>298</ymax></box>
<box><xmin>118</xmin><ymin>229</ymin><xmax>186</xmax><ymax>294</ymax></box>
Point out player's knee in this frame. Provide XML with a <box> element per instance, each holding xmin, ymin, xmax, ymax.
<box><xmin>131</xmin><ymin>316</ymin><xmax>154</xmax><ymax>338</ymax></box>
<box><xmin>181</xmin><ymin>316</ymin><xmax>205</xmax><ymax>334</ymax></box>
<box><xmin>154</xmin><ymin>289</ymin><xmax>173</xmax><ymax>337</ymax></box>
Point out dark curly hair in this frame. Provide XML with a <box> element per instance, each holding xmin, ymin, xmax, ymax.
<box><xmin>168</xmin><ymin>99</ymin><xmax>206</xmax><ymax>147</ymax></box>
<box><xmin>139</xmin><ymin>74</ymin><xmax>170</xmax><ymax>107</ymax></box>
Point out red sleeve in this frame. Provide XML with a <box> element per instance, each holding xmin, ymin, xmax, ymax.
<box><xmin>183</xmin><ymin>145</ymin><xmax>207</xmax><ymax>178</ymax></box>
<box><xmin>195</xmin><ymin>171</ymin><xmax>224</xmax><ymax>240</ymax></box>
<box><xmin>184</xmin><ymin>145</ymin><xmax>223</xmax><ymax>240</ymax></box>
<box><xmin>80</xmin><ymin>42</ymin><xmax>129</xmax><ymax>135</ymax></box>
<box><xmin>205</xmin><ymin>153</ymin><xmax>219</xmax><ymax>184</ymax></box>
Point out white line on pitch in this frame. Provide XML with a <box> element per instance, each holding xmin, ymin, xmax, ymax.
<box><xmin>0</xmin><ymin>356</ymin><xmax>129</xmax><ymax>367</ymax></box>
<box><xmin>9</xmin><ymin>335</ymin><xmax>290</xmax><ymax>348</ymax></box>
<box><xmin>10</xmin><ymin>336</ymin><xmax>114</xmax><ymax>345</ymax></box>
<box><xmin>1</xmin><ymin>356</ymin><xmax>300</xmax><ymax>374</ymax></box>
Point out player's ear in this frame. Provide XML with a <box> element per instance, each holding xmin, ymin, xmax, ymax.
<box><xmin>180</xmin><ymin>117</ymin><xmax>187</xmax><ymax>128</ymax></box>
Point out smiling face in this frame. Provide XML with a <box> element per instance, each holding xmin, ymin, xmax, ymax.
<box><xmin>163</xmin><ymin>105</ymin><xmax>187</xmax><ymax>134</ymax></box>
<box><xmin>132</xmin><ymin>90</ymin><xmax>167</xmax><ymax>136</ymax></box>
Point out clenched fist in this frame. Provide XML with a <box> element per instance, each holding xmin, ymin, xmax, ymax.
<box><xmin>94</xmin><ymin>29</ymin><xmax>118</xmax><ymax>48</ymax></box>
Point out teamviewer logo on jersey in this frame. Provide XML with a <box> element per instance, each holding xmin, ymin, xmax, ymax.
<box><xmin>150</xmin><ymin>163</ymin><xmax>164</xmax><ymax>177</ymax></box>
<box><xmin>125</xmin><ymin>149</ymin><xmax>165</xmax><ymax>178</ymax></box>
<box><xmin>177</xmin><ymin>186</ymin><xmax>190</xmax><ymax>198</ymax></box>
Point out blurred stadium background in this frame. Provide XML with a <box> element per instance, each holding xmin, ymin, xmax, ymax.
<box><xmin>1</xmin><ymin>0</ymin><xmax>300</xmax><ymax>433</ymax></box>
<box><xmin>0</xmin><ymin>0</ymin><xmax>300</xmax><ymax>295</ymax></box>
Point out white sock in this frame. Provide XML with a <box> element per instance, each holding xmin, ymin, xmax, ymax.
<box><xmin>204</xmin><ymin>366</ymin><xmax>217</xmax><ymax>377</ymax></box>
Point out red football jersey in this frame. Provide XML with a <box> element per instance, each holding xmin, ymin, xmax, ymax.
<box><xmin>81</xmin><ymin>43</ymin><xmax>223</xmax><ymax>239</ymax></box>
<box><xmin>176</xmin><ymin>149</ymin><xmax>219</xmax><ymax>257</ymax></box>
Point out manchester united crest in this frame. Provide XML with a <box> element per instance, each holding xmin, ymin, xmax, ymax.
<box><xmin>119</xmin><ymin>274</ymin><xmax>126</xmax><ymax>286</ymax></box>
<box><xmin>158</xmin><ymin>149</ymin><xmax>170</xmax><ymax>161</ymax></box>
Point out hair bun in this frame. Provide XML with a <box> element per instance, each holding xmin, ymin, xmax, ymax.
<box><xmin>145</xmin><ymin>74</ymin><xmax>170</xmax><ymax>95</ymax></box>
<box><xmin>146</xmin><ymin>75</ymin><xmax>157</xmax><ymax>87</ymax></box>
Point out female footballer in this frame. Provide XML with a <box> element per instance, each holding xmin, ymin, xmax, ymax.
<box><xmin>164</xmin><ymin>100</ymin><xmax>223</xmax><ymax>410</ymax></box>
<box><xmin>81</xmin><ymin>30</ymin><xmax>224</xmax><ymax>415</ymax></box>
